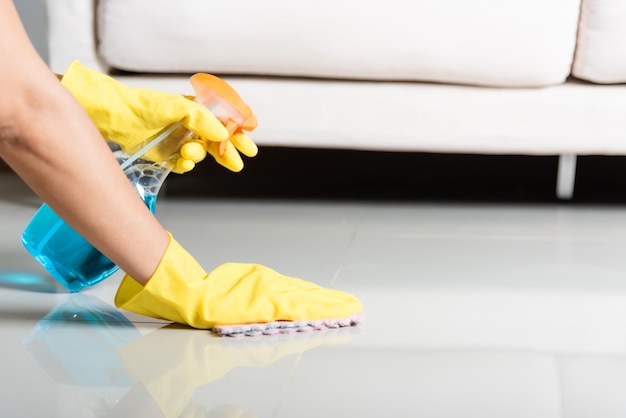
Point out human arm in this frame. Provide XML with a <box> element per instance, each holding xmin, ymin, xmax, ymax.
<box><xmin>0</xmin><ymin>0</ymin><xmax>166</xmax><ymax>284</ymax></box>
<box><xmin>0</xmin><ymin>0</ymin><xmax>362</xmax><ymax>329</ymax></box>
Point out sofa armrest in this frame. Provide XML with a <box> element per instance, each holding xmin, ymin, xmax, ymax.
<box><xmin>45</xmin><ymin>0</ymin><xmax>109</xmax><ymax>74</ymax></box>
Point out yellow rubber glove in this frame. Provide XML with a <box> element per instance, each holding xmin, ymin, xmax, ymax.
<box><xmin>60</xmin><ymin>61</ymin><xmax>256</xmax><ymax>172</ymax></box>
<box><xmin>114</xmin><ymin>233</ymin><xmax>363</xmax><ymax>330</ymax></box>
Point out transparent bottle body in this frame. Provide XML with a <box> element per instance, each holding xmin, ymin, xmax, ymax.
<box><xmin>21</xmin><ymin>144</ymin><xmax>172</xmax><ymax>292</ymax></box>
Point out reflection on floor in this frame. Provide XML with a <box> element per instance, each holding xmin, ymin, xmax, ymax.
<box><xmin>2</xmin><ymin>169</ymin><xmax>626</xmax><ymax>417</ymax></box>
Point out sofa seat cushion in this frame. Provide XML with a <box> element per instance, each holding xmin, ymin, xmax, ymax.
<box><xmin>573</xmin><ymin>0</ymin><xmax>626</xmax><ymax>83</ymax></box>
<box><xmin>115</xmin><ymin>75</ymin><xmax>626</xmax><ymax>155</ymax></box>
<box><xmin>98</xmin><ymin>0</ymin><xmax>581</xmax><ymax>87</ymax></box>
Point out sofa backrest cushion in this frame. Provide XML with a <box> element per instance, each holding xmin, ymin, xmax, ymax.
<box><xmin>573</xmin><ymin>0</ymin><xmax>626</xmax><ymax>84</ymax></box>
<box><xmin>97</xmin><ymin>0</ymin><xmax>581</xmax><ymax>87</ymax></box>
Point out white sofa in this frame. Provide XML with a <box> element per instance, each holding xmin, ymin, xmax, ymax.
<box><xmin>45</xmin><ymin>0</ymin><xmax>626</xmax><ymax>199</ymax></box>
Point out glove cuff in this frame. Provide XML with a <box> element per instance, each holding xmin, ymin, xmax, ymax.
<box><xmin>114</xmin><ymin>232</ymin><xmax>209</xmax><ymax>325</ymax></box>
<box><xmin>60</xmin><ymin>60</ymin><xmax>174</xmax><ymax>149</ymax></box>
<box><xmin>61</xmin><ymin>61</ymin><xmax>124</xmax><ymax>124</ymax></box>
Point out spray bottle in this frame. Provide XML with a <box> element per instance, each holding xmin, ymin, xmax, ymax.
<box><xmin>21</xmin><ymin>74</ymin><xmax>257</xmax><ymax>292</ymax></box>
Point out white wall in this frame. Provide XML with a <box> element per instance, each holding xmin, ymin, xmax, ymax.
<box><xmin>14</xmin><ymin>0</ymin><xmax>49</xmax><ymax>63</ymax></box>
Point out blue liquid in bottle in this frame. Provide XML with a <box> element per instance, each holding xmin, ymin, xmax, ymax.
<box><xmin>21</xmin><ymin>139</ymin><xmax>170</xmax><ymax>293</ymax></box>
<box><xmin>22</xmin><ymin>195</ymin><xmax>157</xmax><ymax>292</ymax></box>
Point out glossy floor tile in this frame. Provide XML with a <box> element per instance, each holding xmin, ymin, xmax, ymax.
<box><xmin>2</xmin><ymin>174</ymin><xmax>626</xmax><ymax>417</ymax></box>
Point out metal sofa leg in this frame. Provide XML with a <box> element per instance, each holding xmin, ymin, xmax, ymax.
<box><xmin>556</xmin><ymin>154</ymin><xmax>577</xmax><ymax>200</ymax></box>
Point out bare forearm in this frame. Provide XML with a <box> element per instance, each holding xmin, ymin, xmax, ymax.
<box><xmin>0</xmin><ymin>0</ymin><xmax>167</xmax><ymax>284</ymax></box>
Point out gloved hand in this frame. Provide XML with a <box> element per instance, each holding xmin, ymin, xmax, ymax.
<box><xmin>114</xmin><ymin>233</ymin><xmax>363</xmax><ymax>330</ymax></box>
<box><xmin>60</xmin><ymin>61</ymin><xmax>257</xmax><ymax>172</ymax></box>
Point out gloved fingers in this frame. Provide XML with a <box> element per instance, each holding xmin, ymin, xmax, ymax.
<box><xmin>180</xmin><ymin>140</ymin><xmax>207</xmax><ymax>163</ymax></box>
<box><xmin>170</xmin><ymin>131</ymin><xmax>253</xmax><ymax>174</ymax></box>
<box><xmin>178</xmin><ymin>98</ymin><xmax>229</xmax><ymax>142</ymax></box>
<box><xmin>230</xmin><ymin>131</ymin><xmax>258</xmax><ymax>158</ymax></box>
<box><xmin>172</xmin><ymin>158</ymin><xmax>196</xmax><ymax>174</ymax></box>
<box><xmin>165</xmin><ymin>140</ymin><xmax>206</xmax><ymax>174</ymax></box>
<box><xmin>206</xmin><ymin>141</ymin><xmax>244</xmax><ymax>172</ymax></box>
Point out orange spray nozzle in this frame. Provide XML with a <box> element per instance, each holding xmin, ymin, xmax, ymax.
<box><xmin>190</xmin><ymin>73</ymin><xmax>257</xmax><ymax>157</ymax></box>
<box><xmin>190</xmin><ymin>73</ymin><xmax>258</xmax><ymax>135</ymax></box>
